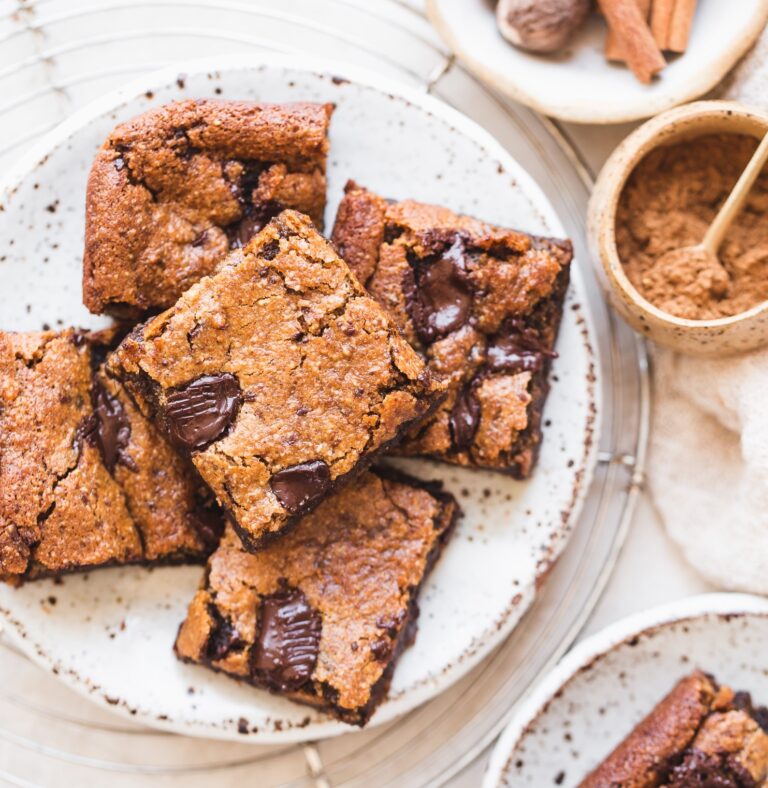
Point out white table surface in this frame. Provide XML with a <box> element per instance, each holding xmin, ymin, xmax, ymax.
<box><xmin>0</xmin><ymin>1</ymin><xmax>720</xmax><ymax>785</ymax></box>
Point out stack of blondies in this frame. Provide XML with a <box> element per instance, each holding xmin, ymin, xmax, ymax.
<box><xmin>0</xmin><ymin>99</ymin><xmax>572</xmax><ymax>725</ymax></box>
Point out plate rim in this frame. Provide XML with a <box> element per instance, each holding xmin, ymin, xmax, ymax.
<box><xmin>425</xmin><ymin>0</ymin><xmax>768</xmax><ymax>124</ymax></box>
<box><xmin>483</xmin><ymin>591</ymin><xmax>768</xmax><ymax>787</ymax></box>
<box><xmin>0</xmin><ymin>50</ymin><xmax>601</xmax><ymax>744</ymax></box>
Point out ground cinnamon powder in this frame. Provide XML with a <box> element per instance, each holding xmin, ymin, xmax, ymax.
<box><xmin>616</xmin><ymin>134</ymin><xmax>768</xmax><ymax>320</ymax></box>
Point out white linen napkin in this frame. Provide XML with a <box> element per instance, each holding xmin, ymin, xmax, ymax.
<box><xmin>649</xmin><ymin>30</ymin><xmax>768</xmax><ymax>593</ymax></box>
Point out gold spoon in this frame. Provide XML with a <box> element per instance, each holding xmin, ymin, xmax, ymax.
<box><xmin>648</xmin><ymin>131</ymin><xmax>768</xmax><ymax>312</ymax></box>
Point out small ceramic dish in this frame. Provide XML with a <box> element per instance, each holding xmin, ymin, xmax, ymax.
<box><xmin>426</xmin><ymin>0</ymin><xmax>768</xmax><ymax>124</ymax></box>
<box><xmin>484</xmin><ymin>592</ymin><xmax>768</xmax><ymax>787</ymax></box>
<box><xmin>588</xmin><ymin>100</ymin><xmax>768</xmax><ymax>356</ymax></box>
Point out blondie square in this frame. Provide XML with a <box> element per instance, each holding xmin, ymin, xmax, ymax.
<box><xmin>108</xmin><ymin>210</ymin><xmax>444</xmax><ymax>550</ymax></box>
<box><xmin>0</xmin><ymin>329</ymin><xmax>221</xmax><ymax>582</ymax></box>
<box><xmin>84</xmin><ymin>99</ymin><xmax>333</xmax><ymax>317</ymax></box>
<box><xmin>332</xmin><ymin>182</ymin><xmax>573</xmax><ymax>477</ymax></box>
<box><xmin>175</xmin><ymin>468</ymin><xmax>457</xmax><ymax>726</ymax></box>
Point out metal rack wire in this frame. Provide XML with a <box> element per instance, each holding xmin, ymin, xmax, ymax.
<box><xmin>0</xmin><ymin>1</ymin><xmax>649</xmax><ymax>785</ymax></box>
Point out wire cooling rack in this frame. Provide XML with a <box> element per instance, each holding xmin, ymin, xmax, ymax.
<box><xmin>0</xmin><ymin>1</ymin><xmax>649</xmax><ymax>785</ymax></box>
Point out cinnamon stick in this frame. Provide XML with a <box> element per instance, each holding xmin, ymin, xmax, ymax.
<box><xmin>598</xmin><ymin>0</ymin><xmax>666</xmax><ymax>83</ymax></box>
<box><xmin>651</xmin><ymin>0</ymin><xmax>676</xmax><ymax>49</ymax></box>
<box><xmin>667</xmin><ymin>0</ymin><xmax>698</xmax><ymax>52</ymax></box>
<box><xmin>605</xmin><ymin>0</ymin><xmax>651</xmax><ymax>62</ymax></box>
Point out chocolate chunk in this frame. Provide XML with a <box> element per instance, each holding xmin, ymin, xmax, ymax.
<box><xmin>226</xmin><ymin>203</ymin><xmax>282</xmax><ymax>250</ymax></box>
<box><xmin>87</xmin><ymin>379</ymin><xmax>137</xmax><ymax>473</ymax></box>
<box><xmin>664</xmin><ymin>749</ymin><xmax>753</xmax><ymax>788</ymax></box>
<box><xmin>163</xmin><ymin>374</ymin><xmax>242</xmax><ymax>451</ymax></box>
<box><xmin>252</xmin><ymin>587</ymin><xmax>322</xmax><ymax>691</ymax></box>
<box><xmin>226</xmin><ymin>209</ymin><xmax>264</xmax><ymax>249</ymax></box>
<box><xmin>270</xmin><ymin>460</ymin><xmax>331</xmax><ymax>514</ymax></box>
<box><xmin>487</xmin><ymin>320</ymin><xmax>556</xmax><ymax>374</ymax></box>
<box><xmin>449</xmin><ymin>383</ymin><xmax>480</xmax><ymax>451</ymax></box>
<box><xmin>370</xmin><ymin>637</ymin><xmax>391</xmax><ymax>661</ymax></box>
<box><xmin>206</xmin><ymin>605</ymin><xmax>243</xmax><ymax>661</ymax></box>
<box><xmin>189</xmin><ymin>505</ymin><xmax>224</xmax><ymax>551</ymax></box>
<box><xmin>733</xmin><ymin>692</ymin><xmax>768</xmax><ymax>732</ymax></box>
<box><xmin>404</xmin><ymin>234</ymin><xmax>473</xmax><ymax>345</ymax></box>
<box><xmin>235</xmin><ymin>159</ymin><xmax>269</xmax><ymax>202</ymax></box>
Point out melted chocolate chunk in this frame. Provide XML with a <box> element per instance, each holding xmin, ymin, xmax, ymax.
<box><xmin>189</xmin><ymin>505</ymin><xmax>224</xmax><ymax>552</ymax></box>
<box><xmin>163</xmin><ymin>374</ymin><xmax>242</xmax><ymax>451</ymax></box>
<box><xmin>665</xmin><ymin>749</ymin><xmax>756</xmax><ymax>788</ymax></box>
<box><xmin>487</xmin><ymin>320</ymin><xmax>556</xmax><ymax>375</ymax></box>
<box><xmin>733</xmin><ymin>692</ymin><xmax>768</xmax><ymax>733</ymax></box>
<box><xmin>226</xmin><ymin>209</ymin><xmax>263</xmax><ymax>249</ymax></box>
<box><xmin>206</xmin><ymin>605</ymin><xmax>244</xmax><ymax>662</ymax></box>
<box><xmin>222</xmin><ymin>159</ymin><xmax>281</xmax><ymax>249</ymax></box>
<box><xmin>449</xmin><ymin>383</ymin><xmax>480</xmax><ymax>451</ymax></box>
<box><xmin>269</xmin><ymin>460</ymin><xmax>331</xmax><ymax>514</ymax></box>
<box><xmin>252</xmin><ymin>587</ymin><xmax>322</xmax><ymax>691</ymax></box>
<box><xmin>404</xmin><ymin>234</ymin><xmax>473</xmax><ymax>345</ymax></box>
<box><xmin>84</xmin><ymin>379</ymin><xmax>136</xmax><ymax>473</ymax></box>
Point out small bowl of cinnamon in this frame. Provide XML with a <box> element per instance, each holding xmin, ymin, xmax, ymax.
<box><xmin>588</xmin><ymin>100</ymin><xmax>768</xmax><ymax>356</ymax></box>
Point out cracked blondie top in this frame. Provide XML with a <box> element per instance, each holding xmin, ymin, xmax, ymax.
<box><xmin>580</xmin><ymin>670</ymin><xmax>768</xmax><ymax>787</ymax></box>
<box><xmin>84</xmin><ymin>99</ymin><xmax>333</xmax><ymax>317</ymax></box>
<box><xmin>331</xmin><ymin>182</ymin><xmax>572</xmax><ymax>478</ymax></box>
<box><xmin>108</xmin><ymin>210</ymin><xmax>444</xmax><ymax>551</ymax></box>
<box><xmin>0</xmin><ymin>329</ymin><xmax>222</xmax><ymax>583</ymax></box>
<box><xmin>175</xmin><ymin>468</ymin><xmax>457</xmax><ymax>727</ymax></box>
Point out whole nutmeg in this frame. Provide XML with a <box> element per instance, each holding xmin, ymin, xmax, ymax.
<box><xmin>496</xmin><ymin>0</ymin><xmax>592</xmax><ymax>54</ymax></box>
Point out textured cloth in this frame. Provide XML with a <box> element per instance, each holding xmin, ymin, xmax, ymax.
<box><xmin>651</xmin><ymin>348</ymin><xmax>768</xmax><ymax>592</ymax></box>
<box><xmin>649</xmin><ymin>27</ymin><xmax>768</xmax><ymax>593</ymax></box>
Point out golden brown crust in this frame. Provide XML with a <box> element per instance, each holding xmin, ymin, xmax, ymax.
<box><xmin>0</xmin><ymin>329</ymin><xmax>219</xmax><ymax>581</ymax></box>
<box><xmin>83</xmin><ymin>100</ymin><xmax>333</xmax><ymax>317</ymax></box>
<box><xmin>108</xmin><ymin>210</ymin><xmax>445</xmax><ymax>550</ymax></box>
<box><xmin>331</xmin><ymin>181</ymin><xmax>572</xmax><ymax>478</ymax></box>
<box><xmin>175</xmin><ymin>469</ymin><xmax>458</xmax><ymax>726</ymax></box>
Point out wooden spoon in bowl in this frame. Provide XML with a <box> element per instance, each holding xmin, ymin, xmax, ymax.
<box><xmin>647</xmin><ymin>131</ymin><xmax>768</xmax><ymax>315</ymax></box>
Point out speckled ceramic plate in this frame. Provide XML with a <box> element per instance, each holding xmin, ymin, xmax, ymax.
<box><xmin>0</xmin><ymin>53</ymin><xmax>599</xmax><ymax>743</ymax></box>
<box><xmin>485</xmin><ymin>593</ymin><xmax>768</xmax><ymax>787</ymax></box>
<box><xmin>427</xmin><ymin>0</ymin><xmax>768</xmax><ymax>123</ymax></box>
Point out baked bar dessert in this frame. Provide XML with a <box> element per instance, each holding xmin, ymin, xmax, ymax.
<box><xmin>84</xmin><ymin>99</ymin><xmax>333</xmax><ymax>317</ymax></box>
<box><xmin>0</xmin><ymin>329</ymin><xmax>222</xmax><ymax>583</ymax></box>
<box><xmin>331</xmin><ymin>181</ymin><xmax>572</xmax><ymax>478</ymax></box>
<box><xmin>175</xmin><ymin>468</ymin><xmax>458</xmax><ymax>726</ymax></box>
<box><xmin>108</xmin><ymin>210</ymin><xmax>444</xmax><ymax>551</ymax></box>
<box><xmin>580</xmin><ymin>670</ymin><xmax>768</xmax><ymax>787</ymax></box>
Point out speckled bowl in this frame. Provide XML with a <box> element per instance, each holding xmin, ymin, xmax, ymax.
<box><xmin>588</xmin><ymin>100</ymin><xmax>768</xmax><ymax>356</ymax></box>
<box><xmin>484</xmin><ymin>593</ymin><xmax>768</xmax><ymax>787</ymax></box>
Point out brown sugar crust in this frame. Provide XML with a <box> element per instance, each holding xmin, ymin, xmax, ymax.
<box><xmin>83</xmin><ymin>100</ymin><xmax>333</xmax><ymax>317</ymax></box>
<box><xmin>174</xmin><ymin>468</ymin><xmax>458</xmax><ymax>726</ymax></box>
<box><xmin>108</xmin><ymin>210</ymin><xmax>445</xmax><ymax>551</ymax></box>
<box><xmin>0</xmin><ymin>329</ymin><xmax>220</xmax><ymax>582</ymax></box>
<box><xmin>580</xmin><ymin>670</ymin><xmax>768</xmax><ymax>788</ymax></box>
<box><xmin>331</xmin><ymin>181</ymin><xmax>572</xmax><ymax>478</ymax></box>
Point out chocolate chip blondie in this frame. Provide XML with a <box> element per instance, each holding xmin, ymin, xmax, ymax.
<box><xmin>175</xmin><ymin>468</ymin><xmax>458</xmax><ymax>726</ymax></box>
<box><xmin>108</xmin><ymin>210</ymin><xmax>444</xmax><ymax>551</ymax></box>
<box><xmin>580</xmin><ymin>671</ymin><xmax>768</xmax><ymax>787</ymax></box>
<box><xmin>332</xmin><ymin>181</ymin><xmax>572</xmax><ymax>477</ymax></box>
<box><xmin>0</xmin><ymin>329</ymin><xmax>222</xmax><ymax>582</ymax></box>
<box><xmin>84</xmin><ymin>99</ymin><xmax>333</xmax><ymax>317</ymax></box>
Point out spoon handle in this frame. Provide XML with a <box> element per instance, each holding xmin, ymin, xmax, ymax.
<box><xmin>703</xmin><ymin>130</ymin><xmax>768</xmax><ymax>253</ymax></box>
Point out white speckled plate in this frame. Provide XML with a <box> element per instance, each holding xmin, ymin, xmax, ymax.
<box><xmin>427</xmin><ymin>0</ymin><xmax>768</xmax><ymax>123</ymax></box>
<box><xmin>485</xmin><ymin>593</ymin><xmax>768</xmax><ymax>787</ymax></box>
<box><xmin>0</xmin><ymin>53</ymin><xmax>599</xmax><ymax>743</ymax></box>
